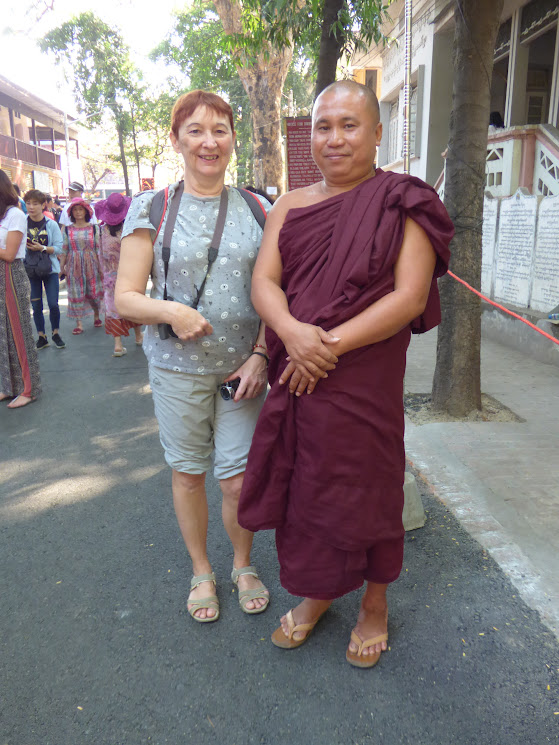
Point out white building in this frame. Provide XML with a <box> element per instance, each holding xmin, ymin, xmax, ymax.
<box><xmin>352</xmin><ymin>0</ymin><xmax>559</xmax><ymax>197</ymax></box>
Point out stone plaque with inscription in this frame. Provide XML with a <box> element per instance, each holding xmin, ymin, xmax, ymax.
<box><xmin>481</xmin><ymin>195</ymin><xmax>499</xmax><ymax>297</ymax></box>
<box><xmin>530</xmin><ymin>194</ymin><xmax>559</xmax><ymax>312</ymax></box>
<box><xmin>494</xmin><ymin>189</ymin><xmax>538</xmax><ymax>307</ymax></box>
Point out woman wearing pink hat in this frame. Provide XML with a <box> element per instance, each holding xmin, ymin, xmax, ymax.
<box><xmin>59</xmin><ymin>198</ymin><xmax>104</xmax><ymax>334</ymax></box>
<box><xmin>96</xmin><ymin>193</ymin><xmax>143</xmax><ymax>356</ymax></box>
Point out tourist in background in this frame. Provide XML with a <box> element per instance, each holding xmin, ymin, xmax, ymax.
<box><xmin>59</xmin><ymin>198</ymin><xmax>104</xmax><ymax>335</ymax></box>
<box><xmin>59</xmin><ymin>182</ymin><xmax>97</xmax><ymax>227</ymax></box>
<box><xmin>0</xmin><ymin>170</ymin><xmax>41</xmax><ymax>408</ymax></box>
<box><xmin>24</xmin><ymin>189</ymin><xmax>65</xmax><ymax>351</ymax></box>
<box><xmin>96</xmin><ymin>193</ymin><xmax>143</xmax><ymax>357</ymax></box>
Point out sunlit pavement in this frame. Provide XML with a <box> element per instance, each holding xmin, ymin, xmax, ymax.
<box><xmin>1</xmin><ymin>305</ymin><xmax>558</xmax><ymax>745</ymax></box>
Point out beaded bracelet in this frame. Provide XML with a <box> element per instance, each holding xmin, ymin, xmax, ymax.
<box><xmin>253</xmin><ymin>343</ymin><xmax>268</xmax><ymax>352</ymax></box>
<box><xmin>252</xmin><ymin>350</ymin><xmax>269</xmax><ymax>365</ymax></box>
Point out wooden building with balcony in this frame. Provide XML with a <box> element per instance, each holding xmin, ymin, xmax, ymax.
<box><xmin>0</xmin><ymin>75</ymin><xmax>79</xmax><ymax>197</ymax></box>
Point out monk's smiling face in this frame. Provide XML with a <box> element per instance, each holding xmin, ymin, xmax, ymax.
<box><xmin>311</xmin><ymin>84</ymin><xmax>382</xmax><ymax>188</ymax></box>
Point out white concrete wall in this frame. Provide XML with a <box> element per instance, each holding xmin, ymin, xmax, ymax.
<box><xmin>374</xmin><ymin>4</ymin><xmax>453</xmax><ymax>187</ymax></box>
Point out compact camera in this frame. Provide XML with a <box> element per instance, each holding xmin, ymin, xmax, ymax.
<box><xmin>158</xmin><ymin>293</ymin><xmax>178</xmax><ymax>340</ymax></box>
<box><xmin>158</xmin><ymin>322</ymin><xmax>178</xmax><ymax>340</ymax></box>
<box><xmin>220</xmin><ymin>378</ymin><xmax>241</xmax><ymax>401</ymax></box>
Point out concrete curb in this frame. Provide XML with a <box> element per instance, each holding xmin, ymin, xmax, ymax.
<box><xmin>405</xmin><ymin>421</ymin><xmax>559</xmax><ymax>640</ymax></box>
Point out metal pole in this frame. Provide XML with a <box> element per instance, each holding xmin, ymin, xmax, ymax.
<box><xmin>402</xmin><ymin>0</ymin><xmax>413</xmax><ymax>174</ymax></box>
<box><xmin>63</xmin><ymin>110</ymin><xmax>71</xmax><ymax>189</ymax></box>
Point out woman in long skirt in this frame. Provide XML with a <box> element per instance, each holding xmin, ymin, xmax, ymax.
<box><xmin>95</xmin><ymin>194</ymin><xmax>143</xmax><ymax>357</ymax></box>
<box><xmin>59</xmin><ymin>198</ymin><xmax>104</xmax><ymax>335</ymax></box>
<box><xmin>0</xmin><ymin>169</ymin><xmax>41</xmax><ymax>408</ymax></box>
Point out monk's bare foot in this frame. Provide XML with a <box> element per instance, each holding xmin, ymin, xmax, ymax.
<box><xmin>348</xmin><ymin>594</ymin><xmax>388</xmax><ymax>659</ymax></box>
<box><xmin>7</xmin><ymin>395</ymin><xmax>36</xmax><ymax>409</ymax></box>
<box><xmin>187</xmin><ymin>578</ymin><xmax>217</xmax><ymax>621</ymax></box>
<box><xmin>279</xmin><ymin>598</ymin><xmax>332</xmax><ymax>642</ymax></box>
<box><xmin>234</xmin><ymin>569</ymin><xmax>269</xmax><ymax>611</ymax></box>
<box><xmin>0</xmin><ymin>393</ymin><xmax>13</xmax><ymax>402</ymax></box>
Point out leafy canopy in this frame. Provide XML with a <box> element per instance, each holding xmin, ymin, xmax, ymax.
<box><xmin>225</xmin><ymin>0</ymin><xmax>393</xmax><ymax>67</ymax></box>
<box><xmin>39</xmin><ymin>11</ymin><xmax>137</xmax><ymax>124</ymax></box>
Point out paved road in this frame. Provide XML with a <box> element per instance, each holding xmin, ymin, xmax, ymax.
<box><xmin>1</xmin><ymin>313</ymin><xmax>558</xmax><ymax>744</ymax></box>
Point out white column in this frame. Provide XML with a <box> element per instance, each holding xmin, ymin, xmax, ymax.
<box><xmin>548</xmin><ymin>22</ymin><xmax>559</xmax><ymax>127</ymax></box>
<box><xmin>504</xmin><ymin>9</ymin><xmax>530</xmax><ymax>126</ymax></box>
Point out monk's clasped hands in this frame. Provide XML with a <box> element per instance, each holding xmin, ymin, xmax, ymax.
<box><xmin>279</xmin><ymin>321</ymin><xmax>340</xmax><ymax>395</ymax></box>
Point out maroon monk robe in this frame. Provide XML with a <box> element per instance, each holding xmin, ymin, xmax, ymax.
<box><xmin>239</xmin><ymin>170</ymin><xmax>454</xmax><ymax>599</ymax></box>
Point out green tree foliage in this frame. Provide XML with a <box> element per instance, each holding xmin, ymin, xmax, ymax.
<box><xmin>126</xmin><ymin>90</ymin><xmax>178</xmax><ymax>181</ymax></box>
<box><xmin>39</xmin><ymin>12</ymin><xmax>138</xmax><ymax>193</ymax></box>
<box><xmin>151</xmin><ymin>4</ymin><xmax>254</xmax><ymax>184</ymax></box>
<box><xmin>229</xmin><ymin>0</ymin><xmax>393</xmax><ymax>97</ymax></box>
<box><xmin>152</xmin><ymin>3</ymin><xmax>313</xmax><ymax>186</ymax></box>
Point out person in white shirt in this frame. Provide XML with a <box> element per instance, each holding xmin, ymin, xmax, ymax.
<box><xmin>0</xmin><ymin>169</ymin><xmax>41</xmax><ymax>408</ymax></box>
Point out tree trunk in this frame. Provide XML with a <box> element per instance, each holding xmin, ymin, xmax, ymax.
<box><xmin>213</xmin><ymin>0</ymin><xmax>292</xmax><ymax>194</ymax></box>
<box><xmin>116</xmin><ymin>122</ymin><xmax>130</xmax><ymax>196</ymax></box>
<box><xmin>431</xmin><ymin>0</ymin><xmax>503</xmax><ymax>417</ymax></box>
<box><xmin>86</xmin><ymin>167</ymin><xmax>111</xmax><ymax>193</ymax></box>
<box><xmin>130</xmin><ymin>107</ymin><xmax>142</xmax><ymax>192</ymax></box>
<box><xmin>314</xmin><ymin>0</ymin><xmax>346</xmax><ymax>99</ymax></box>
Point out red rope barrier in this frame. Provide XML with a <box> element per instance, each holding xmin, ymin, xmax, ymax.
<box><xmin>447</xmin><ymin>270</ymin><xmax>559</xmax><ymax>347</ymax></box>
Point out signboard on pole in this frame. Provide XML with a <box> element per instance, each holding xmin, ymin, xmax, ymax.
<box><xmin>284</xmin><ymin>117</ymin><xmax>322</xmax><ymax>191</ymax></box>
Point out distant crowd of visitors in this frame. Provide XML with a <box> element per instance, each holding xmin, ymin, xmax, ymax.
<box><xmin>0</xmin><ymin>175</ymin><xmax>141</xmax><ymax>408</ymax></box>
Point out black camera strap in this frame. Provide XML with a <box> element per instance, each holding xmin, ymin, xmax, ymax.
<box><xmin>160</xmin><ymin>182</ymin><xmax>229</xmax><ymax>308</ymax></box>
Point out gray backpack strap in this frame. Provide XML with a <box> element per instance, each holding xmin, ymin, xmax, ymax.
<box><xmin>161</xmin><ymin>185</ymin><xmax>183</xmax><ymax>301</ymax></box>
<box><xmin>234</xmin><ymin>188</ymin><xmax>267</xmax><ymax>230</ymax></box>
<box><xmin>149</xmin><ymin>188</ymin><xmax>168</xmax><ymax>239</ymax></box>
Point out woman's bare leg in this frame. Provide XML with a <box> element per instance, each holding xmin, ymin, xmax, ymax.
<box><xmin>172</xmin><ymin>470</ymin><xmax>216</xmax><ymax>620</ymax></box>
<box><xmin>220</xmin><ymin>472</ymin><xmax>268</xmax><ymax>610</ymax></box>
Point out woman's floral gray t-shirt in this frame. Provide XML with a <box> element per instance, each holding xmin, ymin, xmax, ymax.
<box><xmin>123</xmin><ymin>184</ymin><xmax>270</xmax><ymax>375</ymax></box>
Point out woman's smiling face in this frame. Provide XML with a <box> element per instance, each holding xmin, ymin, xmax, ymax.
<box><xmin>170</xmin><ymin>105</ymin><xmax>235</xmax><ymax>183</ymax></box>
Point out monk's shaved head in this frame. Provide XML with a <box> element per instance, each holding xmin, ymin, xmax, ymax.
<box><xmin>314</xmin><ymin>80</ymin><xmax>380</xmax><ymax>122</ymax></box>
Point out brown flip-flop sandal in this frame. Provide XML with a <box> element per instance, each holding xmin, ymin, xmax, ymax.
<box><xmin>271</xmin><ymin>608</ymin><xmax>325</xmax><ymax>649</ymax></box>
<box><xmin>346</xmin><ymin>630</ymin><xmax>388</xmax><ymax>668</ymax></box>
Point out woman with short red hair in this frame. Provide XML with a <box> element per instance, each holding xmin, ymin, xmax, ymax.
<box><xmin>115</xmin><ymin>90</ymin><xmax>271</xmax><ymax>624</ymax></box>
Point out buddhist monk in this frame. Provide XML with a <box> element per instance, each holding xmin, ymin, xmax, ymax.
<box><xmin>238</xmin><ymin>80</ymin><xmax>454</xmax><ymax>667</ymax></box>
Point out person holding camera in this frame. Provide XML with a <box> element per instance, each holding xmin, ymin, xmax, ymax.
<box><xmin>23</xmin><ymin>189</ymin><xmax>65</xmax><ymax>350</ymax></box>
<box><xmin>115</xmin><ymin>90</ymin><xmax>271</xmax><ymax>624</ymax></box>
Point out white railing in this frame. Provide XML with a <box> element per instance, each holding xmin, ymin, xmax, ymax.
<box><xmin>533</xmin><ymin>140</ymin><xmax>559</xmax><ymax>196</ymax></box>
<box><xmin>485</xmin><ymin>138</ymin><xmax>519</xmax><ymax>197</ymax></box>
<box><xmin>436</xmin><ymin>125</ymin><xmax>559</xmax><ymax>200</ymax></box>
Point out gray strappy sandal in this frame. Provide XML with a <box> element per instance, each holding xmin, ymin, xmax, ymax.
<box><xmin>231</xmin><ymin>566</ymin><xmax>270</xmax><ymax>615</ymax></box>
<box><xmin>188</xmin><ymin>572</ymin><xmax>219</xmax><ymax>623</ymax></box>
